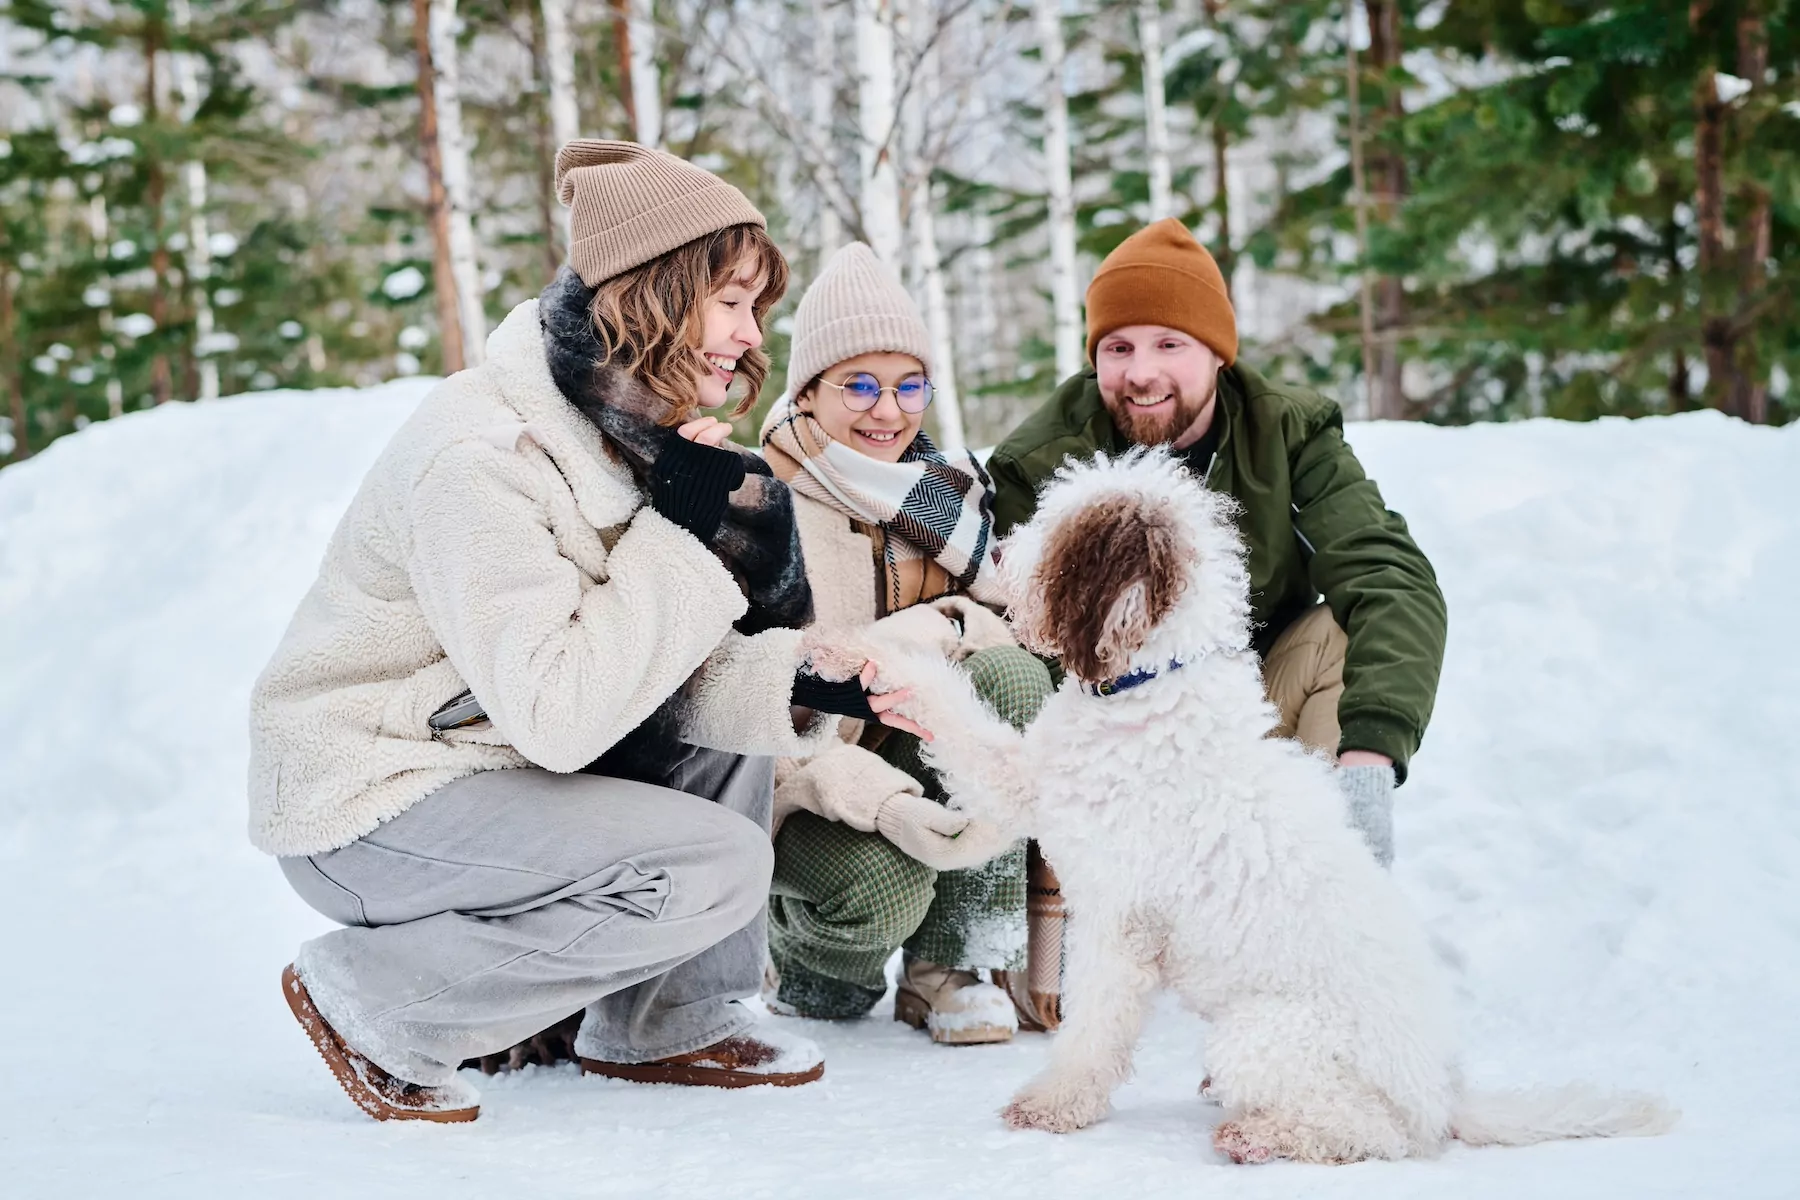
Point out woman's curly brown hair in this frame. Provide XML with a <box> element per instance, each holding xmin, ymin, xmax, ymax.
<box><xmin>586</xmin><ymin>223</ymin><xmax>789</xmax><ymax>426</ymax></box>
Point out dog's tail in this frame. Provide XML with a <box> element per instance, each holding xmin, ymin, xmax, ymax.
<box><xmin>1451</xmin><ymin>1084</ymin><xmax>1677</xmax><ymax>1147</ymax></box>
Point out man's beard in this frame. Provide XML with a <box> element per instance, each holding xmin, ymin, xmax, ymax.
<box><xmin>1101</xmin><ymin>377</ymin><xmax>1213</xmax><ymax>446</ymax></box>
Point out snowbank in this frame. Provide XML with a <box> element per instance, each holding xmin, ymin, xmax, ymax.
<box><xmin>1</xmin><ymin>390</ymin><xmax>1797</xmax><ymax>1198</ymax></box>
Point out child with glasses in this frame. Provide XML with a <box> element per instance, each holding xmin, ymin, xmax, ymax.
<box><xmin>758</xmin><ymin>243</ymin><xmax>1054</xmax><ymax>1044</ymax></box>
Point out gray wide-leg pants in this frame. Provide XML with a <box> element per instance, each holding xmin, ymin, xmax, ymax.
<box><xmin>280</xmin><ymin>750</ymin><xmax>774</xmax><ymax>1086</ymax></box>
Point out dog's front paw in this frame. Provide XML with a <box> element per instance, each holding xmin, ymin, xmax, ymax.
<box><xmin>1213</xmin><ymin>1120</ymin><xmax>1277</xmax><ymax>1165</ymax></box>
<box><xmin>797</xmin><ymin>628</ymin><xmax>875</xmax><ymax>683</ymax></box>
<box><xmin>1002</xmin><ymin>1083</ymin><xmax>1110</xmax><ymax>1133</ymax></box>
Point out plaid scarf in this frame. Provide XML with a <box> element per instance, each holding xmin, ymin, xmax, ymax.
<box><xmin>761</xmin><ymin>395</ymin><xmax>1005</xmax><ymax>610</ymax></box>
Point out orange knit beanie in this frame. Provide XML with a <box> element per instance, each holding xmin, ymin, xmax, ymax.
<box><xmin>1084</xmin><ymin>219</ymin><xmax>1237</xmax><ymax>366</ymax></box>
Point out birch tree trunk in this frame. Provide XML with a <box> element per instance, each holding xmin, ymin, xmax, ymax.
<box><xmin>540</xmin><ymin>0</ymin><xmax>581</xmax><ymax>149</ymax></box>
<box><xmin>88</xmin><ymin>189</ymin><xmax>125</xmax><ymax>418</ymax></box>
<box><xmin>1</xmin><ymin>265</ymin><xmax>25</xmax><ymax>461</ymax></box>
<box><xmin>1694</xmin><ymin>62</ymin><xmax>1731</xmax><ymax>412</ymax></box>
<box><xmin>1137</xmin><ymin>0</ymin><xmax>1173</xmax><ymax>222</ymax></box>
<box><xmin>912</xmin><ymin>185</ymin><xmax>966</xmax><ymax>450</ymax></box>
<box><xmin>901</xmin><ymin>0</ymin><xmax>965</xmax><ymax>450</ymax></box>
<box><xmin>411</xmin><ymin>0</ymin><xmax>465</xmax><ymax>372</ymax></box>
<box><xmin>429</xmin><ymin>0</ymin><xmax>488</xmax><ymax>365</ymax></box>
<box><xmin>1201</xmin><ymin>1</ymin><xmax>1232</xmax><ymax>288</ymax></box>
<box><xmin>528</xmin><ymin>3</ymin><xmax>565</xmax><ymax>274</ymax></box>
<box><xmin>1364</xmin><ymin>0</ymin><xmax>1407</xmax><ymax>419</ymax></box>
<box><xmin>628</xmin><ymin>0</ymin><xmax>662</xmax><ymax>147</ymax></box>
<box><xmin>1662</xmin><ymin>206</ymin><xmax>1692</xmax><ymax>411</ymax></box>
<box><xmin>811</xmin><ymin>0</ymin><xmax>842</xmax><ymax>260</ymax></box>
<box><xmin>856</xmin><ymin>0</ymin><xmax>902</xmax><ymax>265</ymax></box>
<box><xmin>968</xmin><ymin>89</ymin><xmax>1006</xmax><ymax>386</ymax></box>
<box><xmin>968</xmin><ymin>210</ymin><xmax>1004</xmax><ymax>383</ymax></box>
<box><xmin>1342</xmin><ymin>0</ymin><xmax>1377</xmax><ymax>418</ymax></box>
<box><xmin>611</xmin><ymin>1</ymin><xmax>637</xmax><ymax>133</ymax></box>
<box><xmin>1035</xmin><ymin>0</ymin><xmax>1081</xmax><ymax>381</ymax></box>
<box><xmin>142</xmin><ymin>17</ymin><xmax>174</xmax><ymax>405</ymax></box>
<box><xmin>170</xmin><ymin>0</ymin><xmax>219</xmax><ymax>401</ymax></box>
<box><xmin>1733</xmin><ymin>3</ymin><xmax>1771</xmax><ymax>424</ymax></box>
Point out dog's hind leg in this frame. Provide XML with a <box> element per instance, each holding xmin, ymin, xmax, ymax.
<box><xmin>1206</xmin><ymin>1002</ymin><xmax>1417</xmax><ymax>1164</ymax></box>
<box><xmin>1002</xmin><ymin>910</ymin><xmax>1158</xmax><ymax>1134</ymax></box>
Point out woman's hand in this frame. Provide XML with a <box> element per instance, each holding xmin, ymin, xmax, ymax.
<box><xmin>650</xmin><ymin>420</ymin><xmax>745</xmax><ymax>543</ymax></box>
<box><xmin>677</xmin><ymin>416</ymin><xmax>735</xmax><ymax>448</ymax></box>
<box><xmin>861</xmin><ymin>660</ymin><xmax>933</xmax><ymax>741</ymax></box>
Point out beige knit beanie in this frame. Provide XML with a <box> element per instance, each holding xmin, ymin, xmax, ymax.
<box><xmin>785</xmin><ymin>242</ymin><xmax>934</xmax><ymax>396</ymax></box>
<box><xmin>554</xmin><ymin>139</ymin><xmax>766</xmax><ymax>286</ymax></box>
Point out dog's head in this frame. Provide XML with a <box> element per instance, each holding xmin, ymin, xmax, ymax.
<box><xmin>1001</xmin><ymin>449</ymin><xmax>1250</xmax><ymax>684</ymax></box>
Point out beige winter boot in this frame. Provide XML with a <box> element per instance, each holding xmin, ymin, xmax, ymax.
<box><xmin>893</xmin><ymin>954</ymin><xmax>1018</xmax><ymax>1045</ymax></box>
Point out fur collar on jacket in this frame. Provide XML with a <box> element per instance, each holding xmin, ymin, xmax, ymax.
<box><xmin>538</xmin><ymin>267</ymin><xmax>813</xmax><ymax>637</ymax></box>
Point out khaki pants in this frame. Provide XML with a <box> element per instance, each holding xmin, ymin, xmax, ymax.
<box><xmin>1262</xmin><ymin>602</ymin><xmax>1347</xmax><ymax>756</ymax></box>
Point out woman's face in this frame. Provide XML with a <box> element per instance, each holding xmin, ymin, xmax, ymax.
<box><xmin>696</xmin><ymin>265</ymin><xmax>767</xmax><ymax>410</ymax></box>
<box><xmin>798</xmin><ymin>351</ymin><xmax>928</xmax><ymax>462</ymax></box>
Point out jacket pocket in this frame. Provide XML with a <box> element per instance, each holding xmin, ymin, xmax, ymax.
<box><xmin>379</xmin><ymin>657</ymin><xmax>477</xmax><ymax>742</ymax></box>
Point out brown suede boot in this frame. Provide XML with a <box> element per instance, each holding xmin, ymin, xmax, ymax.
<box><xmin>998</xmin><ymin>842</ymin><xmax>1065</xmax><ymax>1032</ymax></box>
<box><xmin>460</xmin><ymin>1010</ymin><xmax>583</xmax><ymax>1075</ymax></box>
<box><xmin>579</xmin><ymin>1024</ymin><xmax>824</xmax><ymax>1088</ymax></box>
<box><xmin>281</xmin><ymin>964</ymin><xmax>480</xmax><ymax>1123</ymax></box>
<box><xmin>894</xmin><ymin>953</ymin><xmax>1017</xmax><ymax>1045</ymax></box>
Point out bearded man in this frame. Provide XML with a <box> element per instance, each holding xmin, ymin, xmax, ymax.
<box><xmin>987</xmin><ymin>219</ymin><xmax>1446</xmax><ymax>866</ymax></box>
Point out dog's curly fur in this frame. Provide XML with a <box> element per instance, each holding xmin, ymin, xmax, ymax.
<box><xmin>868</xmin><ymin>449</ymin><xmax>1674</xmax><ymax>1164</ymax></box>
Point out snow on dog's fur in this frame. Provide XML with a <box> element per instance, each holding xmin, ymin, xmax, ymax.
<box><xmin>859</xmin><ymin>449</ymin><xmax>1675</xmax><ymax>1164</ymax></box>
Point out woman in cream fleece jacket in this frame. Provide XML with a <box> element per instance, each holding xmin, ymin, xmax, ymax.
<box><xmin>255</xmin><ymin>143</ymin><xmax>914</xmax><ymax>1124</ymax></box>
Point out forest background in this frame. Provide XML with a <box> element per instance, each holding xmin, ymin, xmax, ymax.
<box><xmin>2</xmin><ymin>0</ymin><xmax>1794</xmax><ymax>463</ymax></box>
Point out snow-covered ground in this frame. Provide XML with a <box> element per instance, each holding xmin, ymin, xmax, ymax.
<box><xmin>2</xmin><ymin>388</ymin><xmax>1797</xmax><ymax>1198</ymax></box>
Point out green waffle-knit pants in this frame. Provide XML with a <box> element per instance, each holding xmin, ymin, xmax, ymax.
<box><xmin>767</xmin><ymin>645</ymin><xmax>1053</xmax><ymax>1019</ymax></box>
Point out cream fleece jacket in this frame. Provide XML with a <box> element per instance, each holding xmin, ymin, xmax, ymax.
<box><xmin>248</xmin><ymin>299</ymin><xmax>839</xmax><ymax>857</ymax></box>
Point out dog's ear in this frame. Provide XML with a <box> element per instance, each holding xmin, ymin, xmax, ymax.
<box><xmin>1032</xmin><ymin>492</ymin><xmax>1188</xmax><ymax>682</ymax></box>
<box><xmin>1096</xmin><ymin>580</ymin><xmax>1152</xmax><ymax>674</ymax></box>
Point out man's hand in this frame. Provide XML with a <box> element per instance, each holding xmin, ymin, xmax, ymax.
<box><xmin>1338</xmin><ymin>749</ymin><xmax>1392</xmax><ymax>771</ymax></box>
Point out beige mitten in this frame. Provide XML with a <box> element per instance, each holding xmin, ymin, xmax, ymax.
<box><xmin>876</xmin><ymin>792</ymin><xmax>1014</xmax><ymax>870</ymax></box>
<box><xmin>773</xmin><ymin>742</ymin><xmax>923</xmax><ymax>832</ymax></box>
<box><xmin>930</xmin><ymin>596</ymin><xmax>1016</xmax><ymax>661</ymax></box>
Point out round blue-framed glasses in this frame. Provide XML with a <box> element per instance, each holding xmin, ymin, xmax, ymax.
<box><xmin>818</xmin><ymin>372</ymin><xmax>935</xmax><ymax>414</ymax></box>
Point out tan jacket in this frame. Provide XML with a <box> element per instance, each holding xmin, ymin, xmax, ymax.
<box><xmin>248</xmin><ymin>299</ymin><xmax>839</xmax><ymax>857</ymax></box>
<box><xmin>771</xmin><ymin>492</ymin><xmax>1010</xmax><ymax>835</ymax></box>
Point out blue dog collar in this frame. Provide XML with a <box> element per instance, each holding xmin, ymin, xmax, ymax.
<box><xmin>1085</xmin><ymin>658</ymin><xmax>1187</xmax><ymax>697</ymax></box>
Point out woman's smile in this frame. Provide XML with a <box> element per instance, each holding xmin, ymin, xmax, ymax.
<box><xmin>702</xmin><ymin>351</ymin><xmax>737</xmax><ymax>384</ymax></box>
<box><xmin>852</xmin><ymin>426</ymin><xmax>904</xmax><ymax>450</ymax></box>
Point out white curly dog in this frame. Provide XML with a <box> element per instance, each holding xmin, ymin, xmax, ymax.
<box><xmin>844</xmin><ymin>449</ymin><xmax>1673</xmax><ymax>1164</ymax></box>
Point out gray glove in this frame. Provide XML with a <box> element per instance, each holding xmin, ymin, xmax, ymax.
<box><xmin>1337</xmin><ymin>763</ymin><xmax>1395</xmax><ymax>868</ymax></box>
